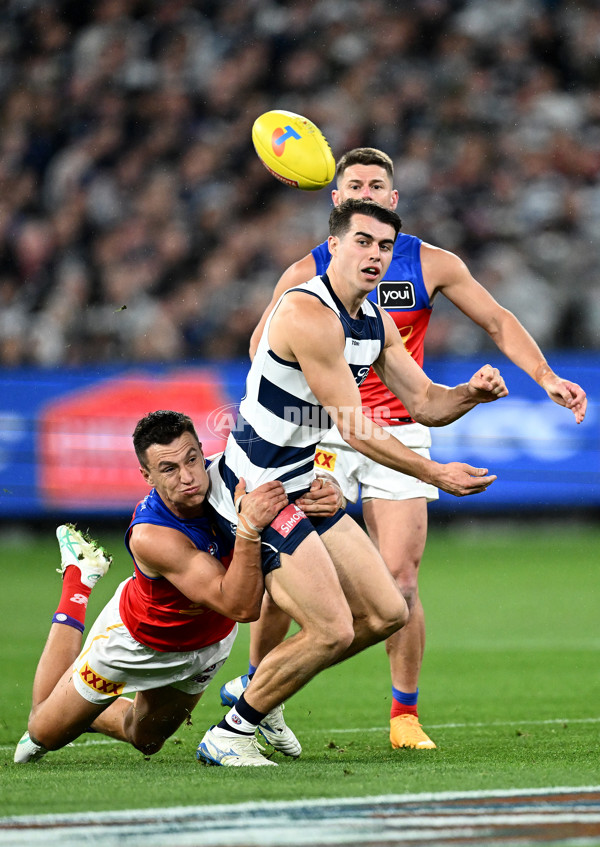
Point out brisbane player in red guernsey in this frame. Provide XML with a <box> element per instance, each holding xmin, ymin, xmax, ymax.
<box><xmin>15</xmin><ymin>410</ymin><xmax>341</xmax><ymax>765</ymax></box>
<box><xmin>220</xmin><ymin>147</ymin><xmax>587</xmax><ymax>752</ymax></box>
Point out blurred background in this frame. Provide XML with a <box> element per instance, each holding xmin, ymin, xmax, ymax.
<box><xmin>0</xmin><ymin>0</ymin><xmax>598</xmax><ymax>523</ymax></box>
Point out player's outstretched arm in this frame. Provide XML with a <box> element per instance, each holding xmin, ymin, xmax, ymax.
<box><xmin>270</xmin><ymin>293</ymin><xmax>498</xmax><ymax>498</ymax></box>
<box><xmin>423</xmin><ymin>243</ymin><xmax>587</xmax><ymax>423</ymax></box>
<box><xmin>373</xmin><ymin>309</ymin><xmax>508</xmax><ymax>427</ymax></box>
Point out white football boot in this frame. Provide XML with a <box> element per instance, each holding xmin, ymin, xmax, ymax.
<box><xmin>196</xmin><ymin>726</ymin><xmax>277</xmax><ymax>767</ymax></box>
<box><xmin>14</xmin><ymin>731</ymin><xmax>48</xmax><ymax>764</ymax></box>
<box><xmin>220</xmin><ymin>674</ymin><xmax>301</xmax><ymax>757</ymax></box>
<box><xmin>56</xmin><ymin>524</ymin><xmax>112</xmax><ymax>588</ymax></box>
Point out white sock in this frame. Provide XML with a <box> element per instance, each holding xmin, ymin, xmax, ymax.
<box><xmin>222</xmin><ymin>705</ymin><xmax>258</xmax><ymax>735</ymax></box>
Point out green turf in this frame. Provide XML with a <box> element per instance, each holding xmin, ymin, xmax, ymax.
<box><xmin>1</xmin><ymin>523</ymin><xmax>599</xmax><ymax>817</ymax></box>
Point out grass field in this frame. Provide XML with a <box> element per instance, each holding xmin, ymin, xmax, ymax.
<box><xmin>1</xmin><ymin>520</ymin><xmax>599</xmax><ymax>819</ymax></box>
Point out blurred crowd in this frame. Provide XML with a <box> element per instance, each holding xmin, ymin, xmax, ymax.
<box><xmin>0</xmin><ymin>0</ymin><xmax>599</xmax><ymax>367</ymax></box>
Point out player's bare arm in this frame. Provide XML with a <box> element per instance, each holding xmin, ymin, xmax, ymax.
<box><xmin>249</xmin><ymin>253</ymin><xmax>317</xmax><ymax>360</ymax></box>
<box><xmin>129</xmin><ymin>479</ymin><xmax>288</xmax><ymax>621</ymax></box>
<box><xmin>373</xmin><ymin>308</ymin><xmax>508</xmax><ymax>426</ymax></box>
<box><xmin>268</xmin><ymin>292</ymin><xmax>497</xmax><ymax>497</ymax></box>
<box><xmin>422</xmin><ymin>243</ymin><xmax>587</xmax><ymax>423</ymax></box>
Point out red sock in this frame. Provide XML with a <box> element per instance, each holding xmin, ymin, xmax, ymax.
<box><xmin>391</xmin><ymin>701</ymin><xmax>418</xmax><ymax>718</ymax></box>
<box><xmin>52</xmin><ymin>566</ymin><xmax>92</xmax><ymax>633</ymax></box>
<box><xmin>391</xmin><ymin>687</ymin><xmax>419</xmax><ymax>719</ymax></box>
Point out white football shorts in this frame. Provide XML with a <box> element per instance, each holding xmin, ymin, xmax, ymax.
<box><xmin>72</xmin><ymin>580</ymin><xmax>238</xmax><ymax>705</ymax></box>
<box><xmin>314</xmin><ymin>423</ymin><xmax>439</xmax><ymax>504</ymax></box>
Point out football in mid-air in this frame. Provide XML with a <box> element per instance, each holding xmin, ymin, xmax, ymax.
<box><xmin>252</xmin><ymin>110</ymin><xmax>335</xmax><ymax>191</ymax></box>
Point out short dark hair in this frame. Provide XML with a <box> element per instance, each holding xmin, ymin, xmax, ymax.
<box><xmin>336</xmin><ymin>147</ymin><xmax>394</xmax><ymax>182</ymax></box>
<box><xmin>132</xmin><ymin>410</ymin><xmax>200</xmax><ymax>468</ymax></box>
<box><xmin>329</xmin><ymin>198</ymin><xmax>401</xmax><ymax>240</ymax></box>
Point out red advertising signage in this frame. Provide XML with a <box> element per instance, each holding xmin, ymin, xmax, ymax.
<box><xmin>39</xmin><ymin>370</ymin><xmax>232</xmax><ymax>509</ymax></box>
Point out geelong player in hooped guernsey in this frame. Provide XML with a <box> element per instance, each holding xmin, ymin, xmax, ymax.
<box><xmin>198</xmin><ymin>198</ymin><xmax>509</xmax><ymax>767</ymax></box>
<box><xmin>210</xmin><ymin>273</ymin><xmax>384</xmax><ymax>505</ymax></box>
<box><xmin>207</xmin><ymin>268</ymin><xmax>386</xmax><ymax>570</ymax></box>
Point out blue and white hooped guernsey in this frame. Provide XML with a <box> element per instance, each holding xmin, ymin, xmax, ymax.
<box><xmin>207</xmin><ymin>274</ymin><xmax>385</xmax><ymax>524</ymax></box>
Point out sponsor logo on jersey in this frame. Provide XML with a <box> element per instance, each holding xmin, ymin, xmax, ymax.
<box><xmin>378</xmin><ymin>281</ymin><xmax>416</xmax><ymax>309</ymax></box>
<box><xmin>271</xmin><ymin>125</ymin><xmax>302</xmax><ymax>157</ymax></box>
<box><xmin>315</xmin><ymin>449</ymin><xmax>336</xmax><ymax>471</ymax></box>
<box><xmin>79</xmin><ymin>662</ymin><xmax>124</xmax><ymax>697</ymax></box>
<box><xmin>270</xmin><ymin>503</ymin><xmax>307</xmax><ymax>537</ymax></box>
<box><xmin>356</xmin><ymin>367</ymin><xmax>370</xmax><ymax>385</ymax></box>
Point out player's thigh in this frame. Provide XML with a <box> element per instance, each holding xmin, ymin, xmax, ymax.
<box><xmin>362</xmin><ymin>497</ymin><xmax>428</xmax><ymax>582</ymax></box>
<box><xmin>265</xmin><ymin>530</ymin><xmax>353</xmax><ymax>636</ymax></box>
<box><xmin>320</xmin><ymin>513</ymin><xmax>406</xmax><ymax>623</ymax></box>
<box><xmin>126</xmin><ymin>687</ymin><xmax>203</xmax><ymax>745</ymax></box>
<box><xmin>29</xmin><ymin>667</ymin><xmax>109</xmax><ymax>748</ymax></box>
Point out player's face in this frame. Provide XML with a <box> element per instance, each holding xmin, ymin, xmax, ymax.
<box><xmin>140</xmin><ymin>431</ymin><xmax>209</xmax><ymax>518</ymax></box>
<box><xmin>329</xmin><ymin>213</ymin><xmax>396</xmax><ymax>294</ymax></box>
<box><xmin>333</xmin><ymin>164</ymin><xmax>399</xmax><ymax>210</ymax></box>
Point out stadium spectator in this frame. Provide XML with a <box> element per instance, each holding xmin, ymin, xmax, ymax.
<box><xmin>0</xmin><ymin>0</ymin><xmax>598</xmax><ymax>366</ymax></box>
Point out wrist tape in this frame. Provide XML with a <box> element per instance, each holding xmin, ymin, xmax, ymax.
<box><xmin>235</xmin><ymin>494</ymin><xmax>262</xmax><ymax>542</ymax></box>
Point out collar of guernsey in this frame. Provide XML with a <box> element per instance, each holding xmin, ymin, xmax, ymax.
<box><xmin>125</xmin><ymin>483</ymin><xmax>232</xmax><ymax>562</ymax></box>
<box><xmin>312</xmin><ymin>232</ymin><xmax>432</xmax><ymax>424</ymax></box>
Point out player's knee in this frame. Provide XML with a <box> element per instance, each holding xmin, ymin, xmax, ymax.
<box><xmin>125</xmin><ymin>718</ymin><xmax>170</xmax><ymax>756</ymax></box>
<box><xmin>393</xmin><ymin>569</ymin><xmax>419</xmax><ymax>611</ymax></box>
<box><xmin>312</xmin><ymin>617</ymin><xmax>355</xmax><ymax>658</ymax></box>
<box><xmin>370</xmin><ymin>597</ymin><xmax>409</xmax><ymax>640</ymax></box>
<box><xmin>28</xmin><ymin>718</ymin><xmax>77</xmax><ymax>753</ymax></box>
<box><xmin>130</xmin><ymin>734</ymin><xmax>166</xmax><ymax>756</ymax></box>
<box><xmin>398</xmin><ymin>582</ymin><xmax>418</xmax><ymax>611</ymax></box>
<box><xmin>29</xmin><ymin>728</ymin><xmax>59</xmax><ymax>751</ymax></box>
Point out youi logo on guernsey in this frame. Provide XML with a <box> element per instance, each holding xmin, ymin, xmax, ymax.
<box><xmin>378</xmin><ymin>281</ymin><xmax>416</xmax><ymax>309</ymax></box>
<box><xmin>271</xmin><ymin>124</ymin><xmax>302</xmax><ymax>157</ymax></box>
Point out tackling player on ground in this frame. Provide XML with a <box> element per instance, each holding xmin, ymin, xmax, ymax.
<box><xmin>14</xmin><ymin>411</ymin><xmax>293</xmax><ymax>764</ymax></box>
